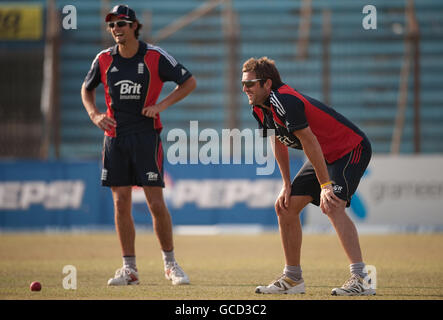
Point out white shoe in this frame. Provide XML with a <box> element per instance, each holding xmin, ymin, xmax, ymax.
<box><xmin>331</xmin><ymin>274</ymin><xmax>376</xmax><ymax>296</ymax></box>
<box><xmin>165</xmin><ymin>262</ymin><xmax>190</xmax><ymax>285</ymax></box>
<box><xmin>107</xmin><ymin>266</ymin><xmax>139</xmax><ymax>286</ymax></box>
<box><xmin>255</xmin><ymin>274</ymin><xmax>305</xmax><ymax>294</ymax></box>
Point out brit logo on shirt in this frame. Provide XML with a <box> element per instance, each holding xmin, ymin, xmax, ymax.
<box><xmin>115</xmin><ymin>80</ymin><xmax>142</xmax><ymax>100</ymax></box>
<box><xmin>276</xmin><ymin>134</ymin><xmax>301</xmax><ymax>149</ymax></box>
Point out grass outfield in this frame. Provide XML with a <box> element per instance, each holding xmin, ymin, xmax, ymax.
<box><xmin>0</xmin><ymin>232</ymin><xmax>442</xmax><ymax>300</ymax></box>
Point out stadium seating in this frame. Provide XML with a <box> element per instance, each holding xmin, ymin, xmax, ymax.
<box><xmin>49</xmin><ymin>0</ymin><xmax>443</xmax><ymax>158</ymax></box>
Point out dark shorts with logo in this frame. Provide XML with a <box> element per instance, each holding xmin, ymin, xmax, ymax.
<box><xmin>290</xmin><ymin>138</ymin><xmax>371</xmax><ymax>207</ymax></box>
<box><xmin>101</xmin><ymin>130</ymin><xmax>165</xmax><ymax>187</ymax></box>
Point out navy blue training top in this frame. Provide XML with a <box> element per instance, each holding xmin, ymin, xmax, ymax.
<box><xmin>84</xmin><ymin>41</ymin><xmax>192</xmax><ymax>137</ymax></box>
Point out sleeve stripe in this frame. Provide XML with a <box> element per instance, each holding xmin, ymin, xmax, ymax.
<box><xmin>147</xmin><ymin>43</ymin><xmax>178</xmax><ymax>67</ymax></box>
<box><xmin>270</xmin><ymin>92</ymin><xmax>286</xmax><ymax>116</ymax></box>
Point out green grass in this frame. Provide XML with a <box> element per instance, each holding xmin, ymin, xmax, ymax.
<box><xmin>0</xmin><ymin>232</ymin><xmax>442</xmax><ymax>300</ymax></box>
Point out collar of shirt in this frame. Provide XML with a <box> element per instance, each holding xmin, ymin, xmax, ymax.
<box><xmin>111</xmin><ymin>40</ymin><xmax>146</xmax><ymax>56</ymax></box>
<box><xmin>253</xmin><ymin>95</ymin><xmax>271</xmax><ymax>111</ymax></box>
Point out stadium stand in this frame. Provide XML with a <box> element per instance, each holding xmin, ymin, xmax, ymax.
<box><xmin>49</xmin><ymin>0</ymin><xmax>443</xmax><ymax>158</ymax></box>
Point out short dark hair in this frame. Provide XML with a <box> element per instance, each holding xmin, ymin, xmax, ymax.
<box><xmin>242</xmin><ymin>57</ymin><xmax>283</xmax><ymax>90</ymax></box>
<box><xmin>134</xmin><ymin>19</ymin><xmax>142</xmax><ymax>39</ymax></box>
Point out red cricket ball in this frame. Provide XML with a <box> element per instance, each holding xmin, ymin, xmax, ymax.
<box><xmin>30</xmin><ymin>281</ymin><xmax>42</xmax><ymax>291</ymax></box>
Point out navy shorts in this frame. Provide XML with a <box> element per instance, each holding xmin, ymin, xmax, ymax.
<box><xmin>101</xmin><ymin>130</ymin><xmax>165</xmax><ymax>187</ymax></box>
<box><xmin>291</xmin><ymin>138</ymin><xmax>371</xmax><ymax>207</ymax></box>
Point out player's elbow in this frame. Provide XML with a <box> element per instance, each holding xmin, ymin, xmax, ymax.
<box><xmin>80</xmin><ymin>82</ymin><xmax>89</xmax><ymax>96</ymax></box>
<box><xmin>81</xmin><ymin>83</ymin><xmax>95</xmax><ymax>102</ymax></box>
<box><xmin>186</xmin><ymin>76</ymin><xmax>197</xmax><ymax>92</ymax></box>
<box><xmin>80</xmin><ymin>83</ymin><xmax>86</xmax><ymax>99</ymax></box>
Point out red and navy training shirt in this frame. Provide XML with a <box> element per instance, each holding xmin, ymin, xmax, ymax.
<box><xmin>252</xmin><ymin>84</ymin><xmax>368</xmax><ymax>163</ymax></box>
<box><xmin>84</xmin><ymin>41</ymin><xmax>192</xmax><ymax>137</ymax></box>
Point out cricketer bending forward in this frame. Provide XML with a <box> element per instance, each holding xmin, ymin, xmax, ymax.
<box><xmin>242</xmin><ymin>57</ymin><xmax>375</xmax><ymax>296</ymax></box>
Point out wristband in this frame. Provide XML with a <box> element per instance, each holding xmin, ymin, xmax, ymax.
<box><xmin>320</xmin><ymin>181</ymin><xmax>333</xmax><ymax>189</ymax></box>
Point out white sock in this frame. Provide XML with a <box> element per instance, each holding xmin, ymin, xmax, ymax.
<box><xmin>162</xmin><ymin>250</ymin><xmax>175</xmax><ymax>266</ymax></box>
<box><xmin>350</xmin><ymin>262</ymin><xmax>367</xmax><ymax>278</ymax></box>
<box><xmin>284</xmin><ymin>265</ymin><xmax>302</xmax><ymax>281</ymax></box>
<box><xmin>122</xmin><ymin>256</ymin><xmax>137</xmax><ymax>271</ymax></box>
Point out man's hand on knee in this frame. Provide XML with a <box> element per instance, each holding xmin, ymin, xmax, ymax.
<box><xmin>320</xmin><ymin>186</ymin><xmax>344</xmax><ymax>215</ymax></box>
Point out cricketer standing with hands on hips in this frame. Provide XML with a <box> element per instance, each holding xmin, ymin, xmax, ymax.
<box><xmin>242</xmin><ymin>57</ymin><xmax>375</xmax><ymax>296</ymax></box>
<box><xmin>81</xmin><ymin>5</ymin><xmax>196</xmax><ymax>286</ymax></box>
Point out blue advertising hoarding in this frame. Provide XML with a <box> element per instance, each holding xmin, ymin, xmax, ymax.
<box><xmin>0</xmin><ymin>159</ymin><xmax>304</xmax><ymax>231</ymax></box>
<box><xmin>0</xmin><ymin>161</ymin><xmax>112</xmax><ymax>229</ymax></box>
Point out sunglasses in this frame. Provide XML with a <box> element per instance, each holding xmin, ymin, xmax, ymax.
<box><xmin>242</xmin><ymin>79</ymin><xmax>264</xmax><ymax>88</ymax></box>
<box><xmin>107</xmin><ymin>20</ymin><xmax>132</xmax><ymax>28</ymax></box>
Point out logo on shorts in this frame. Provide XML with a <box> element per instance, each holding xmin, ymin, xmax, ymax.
<box><xmin>146</xmin><ymin>172</ymin><xmax>158</xmax><ymax>181</ymax></box>
<box><xmin>101</xmin><ymin>169</ymin><xmax>108</xmax><ymax>181</ymax></box>
<box><xmin>333</xmin><ymin>185</ymin><xmax>343</xmax><ymax>193</ymax></box>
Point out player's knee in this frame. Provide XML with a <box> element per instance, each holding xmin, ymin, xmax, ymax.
<box><xmin>274</xmin><ymin>204</ymin><xmax>284</xmax><ymax>217</ymax></box>
<box><xmin>146</xmin><ymin>198</ymin><xmax>167</xmax><ymax>216</ymax></box>
<box><xmin>275</xmin><ymin>205</ymin><xmax>301</xmax><ymax>219</ymax></box>
<box><xmin>325</xmin><ymin>206</ymin><xmax>346</xmax><ymax>220</ymax></box>
<box><xmin>112</xmin><ymin>194</ymin><xmax>131</xmax><ymax>213</ymax></box>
